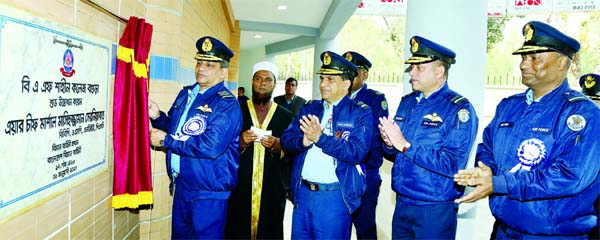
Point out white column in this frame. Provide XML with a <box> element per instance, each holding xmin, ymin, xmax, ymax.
<box><xmin>404</xmin><ymin>1</ymin><xmax>491</xmax><ymax>239</ymax></box>
<box><xmin>311</xmin><ymin>37</ymin><xmax>339</xmax><ymax>100</ymax></box>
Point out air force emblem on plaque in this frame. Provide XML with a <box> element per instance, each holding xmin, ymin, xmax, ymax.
<box><xmin>60</xmin><ymin>49</ymin><xmax>76</xmax><ymax>77</ymax></box>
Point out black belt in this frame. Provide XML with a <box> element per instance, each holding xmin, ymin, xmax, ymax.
<box><xmin>302</xmin><ymin>179</ymin><xmax>340</xmax><ymax>191</ymax></box>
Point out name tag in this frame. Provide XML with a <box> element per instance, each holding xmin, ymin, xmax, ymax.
<box><xmin>395</xmin><ymin>116</ymin><xmax>405</xmax><ymax>122</ymax></box>
<box><xmin>499</xmin><ymin>122</ymin><xmax>513</xmax><ymax>128</ymax></box>
<box><xmin>531</xmin><ymin>127</ymin><xmax>552</xmax><ymax>134</ymax></box>
<box><xmin>421</xmin><ymin>121</ymin><xmax>441</xmax><ymax>127</ymax></box>
<box><xmin>336</xmin><ymin>122</ymin><xmax>353</xmax><ymax>128</ymax></box>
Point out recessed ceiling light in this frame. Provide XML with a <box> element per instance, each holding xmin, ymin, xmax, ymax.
<box><xmin>253</xmin><ymin>34</ymin><xmax>263</xmax><ymax>39</ymax></box>
<box><xmin>277</xmin><ymin>5</ymin><xmax>287</xmax><ymax>10</ymax></box>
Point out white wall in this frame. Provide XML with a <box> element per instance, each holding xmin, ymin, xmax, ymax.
<box><xmin>239</xmin><ymin>47</ymin><xmax>266</xmax><ymax>94</ymax></box>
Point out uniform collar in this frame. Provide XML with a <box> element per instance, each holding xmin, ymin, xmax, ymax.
<box><xmin>187</xmin><ymin>84</ymin><xmax>201</xmax><ymax>98</ymax></box>
<box><xmin>188</xmin><ymin>81</ymin><xmax>225</xmax><ymax>96</ymax></box>
<box><xmin>524</xmin><ymin>79</ymin><xmax>569</xmax><ymax>105</ymax></box>
<box><xmin>323</xmin><ymin>95</ymin><xmax>345</xmax><ymax>109</ymax></box>
<box><xmin>417</xmin><ymin>82</ymin><xmax>448</xmax><ymax>102</ymax></box>
<box><xmin>350</xmin><ymin>84</ymin><xmax>366</xmax><ymax>99</ymax></box>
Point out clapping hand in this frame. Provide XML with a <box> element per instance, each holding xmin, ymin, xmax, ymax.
<box><xmin>378</xmin><ymin>116</ymin><xmax>407</xmax><ymax>151</ymax></box>
<box><xmin>454</xmin><ymin>161</ymin><xmax>494</xmax><ymax>203</ymax></box>
<box><xmin>299</xmin><ymin>114</ymin><xmax>322</xmax><ymax>146</ymax></box>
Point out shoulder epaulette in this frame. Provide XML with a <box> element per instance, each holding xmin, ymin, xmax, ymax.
<box><xmin>450</xmin><ymin>95</ymin><xmax>467</xmax><ymax>105</ymax></box>
<box><xmin>564</xmin><ymin>92</ymin><xmax>587</xmax><ymax>103</ymax></box>
<box><xmin>374</xmin><ymin>90</ymin><xmax>384</xmax><ymax>95</ymax></box>
<box><xmin>401</xmin><ymin>92</ymin><xmax>414</xmax><ymax>100</ymax></box>
<box><xmin>218</xmin><ymin>90</ymin><xmax>234</xmax><ymax>99</ymax></box>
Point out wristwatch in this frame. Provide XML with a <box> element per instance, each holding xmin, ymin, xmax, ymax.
<box><xmin>401</xmin><ymin>141</ymin><xmax>411</xmax><ymax>153</ymax></box>
<box><xmin>159</xmin><ymin>139</ymin><xmax>164</xmax><ymax>147</ymax></box>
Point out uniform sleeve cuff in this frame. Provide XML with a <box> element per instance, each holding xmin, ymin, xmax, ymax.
<box><xmin>315</xmin><ymin>134</ymin><xmax>328</xmax><ymax>147</ymax></box>
<box><xmin>403</xmin><ymin>145</ymin><xmax>416</xmax><ymax>159</ymax></box>
<box><xmin>492</xmin><ymin>175</ymin><xmax>508</xmax><ymax>194</ymax></box>
<box><xmin>163</xmin><ymin>134</ymin><xmax>173</xmax><ymax>148</ymax></box>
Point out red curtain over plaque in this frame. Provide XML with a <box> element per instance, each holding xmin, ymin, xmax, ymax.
<box><xmin>112</xmin><ymin>16</ymin><xmax>153</xmax><ymax>209</ymax></box>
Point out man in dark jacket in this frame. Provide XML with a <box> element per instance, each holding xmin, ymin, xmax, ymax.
<box><xmin>281</xmin><ymin>51</ymin><xmax>372</xmax><ymax>239</ymax></box>
<box><xmin>274</xmin><ymin>77</ymin><xmax>307</xmax><ymax>116</ymax></box>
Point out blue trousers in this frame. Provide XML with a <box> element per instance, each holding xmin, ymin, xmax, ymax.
<box><xmin>292</xmin><ymin>182</ymin><xmax>351</xmax><ymax>239</ymax></box>
<box><xmin>171</xmin><ymin>191</ymin><xmax>227</xmax><ymax>239</ymax></box>
<box><xmin>392</xmin><ymin>199</ymin><xmax>457</xmax><ymax>239</ymax></box>
<box><xmin>495</xmin><ymin>223</ymin><xmax>588</xmax><ymax>240</ymax></box>
<box><xmin>352</xmin><ymin>172</ymin><xmax>381</xmax><ymax>239</ymax></box>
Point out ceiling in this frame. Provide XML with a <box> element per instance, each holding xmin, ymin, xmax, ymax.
<box><xmin>229</xmin><ymin>0</ymin><xmax>361</xmax><ymax>51</ymax></box>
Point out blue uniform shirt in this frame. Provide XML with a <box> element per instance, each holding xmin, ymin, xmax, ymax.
<box><xmin>478</xmin><ymin>80</ymin><xmax>600</xmax><ymax>236</ymax></box>
<box><xmin>350</xmin><ymin>84</ymin><xmax>389</xmax><ymax>171</ymax></box>
<box><xmin>386</xmin><ymin>83</ymin><xmax>478</xmax><ymax>205</ymax></box>
<box><xmin>151</xmin><ymin>81</ymin><xmax>242</xmax><ymax>199</ymax></box>
<box><xmin>302</xmin><ymin>99</ymin><xmax>340</xmax><ymax>183</ymax></box>
<box><xmin>282</xmin><ymin>96</ymin><xmax>373</xmax><ymax>213</ymax></box>
<box><xmin>170</xmin><ymin>85</ymin><xmax>208</xmax><ymax>175</ymax></box>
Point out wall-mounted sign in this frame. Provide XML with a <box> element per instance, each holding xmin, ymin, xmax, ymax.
<box><xmin>0</xmin><ymin>5</ymin><xmax>110</xmax><ymax>220</ymax></box>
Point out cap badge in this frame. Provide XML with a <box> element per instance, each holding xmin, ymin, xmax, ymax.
<box><xmin>410</xmin><ymin>37</ymin><xmax>419</xmax><ymax>53</ymax></box>
<box><xmin>584</xmin><ymin>75</ymin><xmax>596</xmax><ymax>89</ymax></box>
<box><xmin>202</xmin><ymin>38</ymin><xmax>213</xmax><ymax>52</ymax></box>
<box><xmin>345</xmin><ymin>52</ymin><xmax>352</xmax><ymax>61</ymax></box>
<box><xmin>323</xmin><ymin>52</ymin><xmax>332</xmax><ymax>65</ymax></box>
<box><xmin>524</xmin><ymin>24</ymin><xmax>534</xmax><ymax>41</ymax></box>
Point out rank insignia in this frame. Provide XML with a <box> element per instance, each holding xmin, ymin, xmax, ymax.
<box><xmin>423</xmin><ymin>112</ymin><xmax>443</xmax><ymax>123</ymax></box>
<box><xmin>197</xmin><ymin>104</ymin><xmax>212</xmax><ymax>113</ymax></box>
<box><xmin>567</xmin><ymin>114</ymin><xmax>586</xmax><ymax>131</ymax></box>
<box><xmin>457</xmin><ymin>109</ymin><xmax>469</xmax><ymax>123</ymax></box>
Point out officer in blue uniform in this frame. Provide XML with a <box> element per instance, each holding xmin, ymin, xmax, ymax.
<box><xmin>579</xmin><ymin>73</ymin><xmax>600</xmax><ymax>239</ymax></box>
<box><xmin>281</xmin><ymin>51</ymin><xmax>373</xmax><ymax>239</ymax></box>
<box><xmin>454</xmin><ymin>21</ymin><xmax>600</xmax><ymax>239</ymax></box>
<box><xmin>343</xmin><ymin>51</ymin><xmax>388</xmax><ymax>240</ymax></box>
<box><xmin>148</xmin><ymin>36</ymin><xmax>242</xmax><ymax>239</ymax></box>
<box><xmin>378</xmin><ymin>36</ymin><xmax>478</xmax><ymax>239</ymax></box>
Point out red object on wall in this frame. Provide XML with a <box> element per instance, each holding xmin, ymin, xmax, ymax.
<box><xmin>112</xmin><ymin>16</ymin><xmax>154</xmax><ymax>209</ymax></box>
